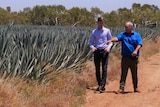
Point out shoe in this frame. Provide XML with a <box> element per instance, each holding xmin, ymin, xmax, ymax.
<box><xmin>101</xmin><ymin>86</ymin><xmax>106</xmax><ymax>91</ymax></box>
<box><xmin>96</xmin><ymin>86</ymin><xmax>100</xmax><ymax>91</ymax></box>
<box><xmin>99</xmin><ymin>86</ymin><xmax>105</xmax><ymax>91</ymax></box>
<box><xmin>115</xmin><ymin>89</ymin><xmax>124</xmax><ymax>94</ymax></box>
<box><xmin>99</xmin><ymin>86</ymin><xmax>106</xmax><ymax>93</ymax></box>
<box><xmin>134</xmin><ymin>88</ymin><xmax>140</xmax><ymax>93</ymax></box>
<box><xmin>98</xmin><ymin>86</ymin><xmax>106</xmax><ymax>93</ymax></box>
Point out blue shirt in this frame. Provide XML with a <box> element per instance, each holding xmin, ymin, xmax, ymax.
<box><xmin>117</xmin><ymin>31</ymin><xmax>142</xmax><ymax>56</ymax></box>
<box><xmin>89</xmin><ymin>27</ymin><xmax>113</xmax><ymax>49</ymax></box>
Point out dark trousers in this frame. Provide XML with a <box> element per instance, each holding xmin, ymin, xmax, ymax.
<box><xmin>94</xmin><ymin>49</ymin><xmax>109</xmax><ymax>87</ymax></box>
<box><xmin>120</xmin><ymin>56</ymin><xmax>138</xmax><ymax>90</ymax></box>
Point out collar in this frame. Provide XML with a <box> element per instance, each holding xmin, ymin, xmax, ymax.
<box><xmin>123</xmin><ymin>31</ymin><xmax>134</xmax><ymax>36</ymax></box>
<box><xmin>97</xmin><ymin>26</ymin><xmax>104</xmax><ymax>31</ymax></box>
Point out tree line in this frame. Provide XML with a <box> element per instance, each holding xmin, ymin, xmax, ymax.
<box><xmin>0</xmin><ymin>3</ymin><xmax>160</xmax><ymax>27</ymax></box>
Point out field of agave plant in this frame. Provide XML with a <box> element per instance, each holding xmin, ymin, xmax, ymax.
<box><xmin>0</xmin><ymin>25</ymin><xmax>159</xmax><ymax>80</ymax></box>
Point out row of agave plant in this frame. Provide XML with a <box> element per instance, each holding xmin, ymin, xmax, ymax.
<box><xmin>0</xmin><ymin>25</ymin><xmax>93</xmax><ymax>80</ymax></box>
<box><xmin>0</xmin><ymin>25</ymin><xmax>159</xmax><ymax>80</ymax></box>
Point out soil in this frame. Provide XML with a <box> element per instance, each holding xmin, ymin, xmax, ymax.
<box><xmin>83</xmin><ymin>52</ymin><xmax>160</xmax><ymax>107</ymax></box>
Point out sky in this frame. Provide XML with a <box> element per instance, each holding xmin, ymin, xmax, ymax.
<box><xmin>1</xmin><ymin>0</ymin><xmax>160</xmax><ymax>13</ymax></box>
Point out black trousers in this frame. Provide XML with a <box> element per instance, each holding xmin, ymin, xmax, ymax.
<box><xmin>120</xmin><ymin>56</ymin><xmax>139</xmax><ymax>90</ymax></box>
<box><xmin>94</xmin><ymin>49</ymin><xmax>109</xmax><ymax>87</ymax></box>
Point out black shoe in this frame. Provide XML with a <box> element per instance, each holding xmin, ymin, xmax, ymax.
<box><xmin>96</xmin><ymin>86</ymin><xmax>100</xmax><ymax>91</ymax></box>
<box><xmin>115</xmin><ymin>89</ymin><xmax>124</xmax><ymax>94</ymax></box>
<box><xmin>101</xmin><ymin>86</ymin><xmax>106</xmax><ymax>91</ymax></box>
<box><xmin>99</xmin><ymin>86</ymin><xmax>105</xmax><ymax>91</ymax></box>
<box><xmin>134</xmin><ymin>88</ymin><xmax>140</xmax><ymax>93</ymax></box>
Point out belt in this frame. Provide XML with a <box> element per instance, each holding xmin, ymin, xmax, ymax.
<box><xmin>97</xmin><ymin>48</ymin><xmax>104</xmax><ymax>50</ymax></box>
<box><xmin>123</xmin><ymin>56</ymin><xmax>138</xmax><ymax>60</ymax></box>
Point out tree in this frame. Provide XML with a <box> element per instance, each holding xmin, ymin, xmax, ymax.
<box><xmin>91</xmin><ymin>7</ymin><xmax>104</xmax><ymax>21</ymax></box>
<box><xmin>31</xmin><ymin>5</ymin><xmax>48</xmax><ymax>25</ymax></box>
<box><xmin>131</xmin><ymin>3</ymin><xmax>142</xmax><ymax>26</ymax></box>
<box><xmin>118</xmin><ymin>8</ymin><xmax>132</xmax><ymax>25</ymax></box>
<box><xmin>0</xmin><ymin>8</ymin><xmax>10</xmax><ymax>24</ymax></box>
<box><xmin>104</xmin><ymin>11</ymin><xmax>119</xmax><ymax>27</ymax></box>
<box><xmin>23</xmin><ymin>7</ymin><xmax>31</xmax><ymax>13</ymax></box>
<box><xmin>6</xmin><ymin>6</ymin><xmax>11</xmax><ymax>12</ymax></box>
<box><xmin>67</xmin><ymin>7</ymin><xmax>82</xmax><ymax>26</ymax></box>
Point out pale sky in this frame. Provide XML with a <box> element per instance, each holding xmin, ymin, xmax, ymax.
<box><xmin>0</xmin><ymin>0</ymin><xmax>160</xmax><ymax>13</ymax></box>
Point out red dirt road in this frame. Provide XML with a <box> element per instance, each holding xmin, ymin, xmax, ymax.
<box><xmin>83</xmin><ymin>52</ymin><xmax>160</xmax><ymax>107</ymax></box>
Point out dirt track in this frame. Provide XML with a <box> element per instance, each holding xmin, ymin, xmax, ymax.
<box><xmin>83</xmin><ymin>52</ymin><xmax>160</xmax><ymax>107</ymax></box>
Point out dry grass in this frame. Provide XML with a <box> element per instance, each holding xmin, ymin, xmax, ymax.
<box><xmin>141</xmin><ymin>38</ymin><xmax>160</xmax><ymax>60</ymax></box>
<box><xmin>0</xmin><ymin>38</ymin><xmax>159</xmax><ymax>107</ymax></box>
<box><xmin>0</xmin><ymin>72</ymin><xmax>87</xmax><ymax>107</ymax></box>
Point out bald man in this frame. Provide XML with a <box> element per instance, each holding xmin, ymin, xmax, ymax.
<box><xmin>107</xmin><ymin>21</ymin><xmax>142</xmax><ymax>93</ymax></box>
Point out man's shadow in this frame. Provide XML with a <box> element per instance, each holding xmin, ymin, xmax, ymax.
<box><xmin>86</xmin><ymin>86</ymin><xmax>133</xmax><ymax>94</ymax></box>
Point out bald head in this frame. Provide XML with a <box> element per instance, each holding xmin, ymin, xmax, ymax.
<box><xmin>126</xmin><ymin>22</ymin><xmax>133</xmax><ymax>27</ymax></box>
<box><xmin>125</xmin><ymin>21</ymin><xmax>133</xmax><ymax>33</ymax></box>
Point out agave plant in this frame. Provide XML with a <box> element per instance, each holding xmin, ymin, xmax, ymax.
<box><xmin>0</xmin><ymin>25</ymin><xmax>93</xmax><ymax>80</ymax></box>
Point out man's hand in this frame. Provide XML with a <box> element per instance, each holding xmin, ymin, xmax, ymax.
<box><xmin>91</xmin><ymin>47</ymin><xmax>97</xmax><ymax>52</ymax></box>
<box><xmin>106</xmin><ymin>37</ymin><xmax>118</xmax><ymax>44</ymax></box>
<box><xmin>105</xmin><ymin>48</ymin><xmax>110</xmax><ymax>53</ymax></box>
<box><xmin>132</xmin><ymin>45</ymin><xmax>142</xmax><ymax>57</ymax></box>
<box><xmin>132</xmin><ymin>50</ymin><xmax>137</xmax><ymax>57</ymax></box>
<box><xmin>106</xmin><ymin>40</ymin><xmax>112</xmax><ymax>45</ymax></box>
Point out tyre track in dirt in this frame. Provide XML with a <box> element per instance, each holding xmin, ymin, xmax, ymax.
<box><xmin>83</xmin><ymin>52</ymin><xmax>160</xmax><ymax>107</ymax></box>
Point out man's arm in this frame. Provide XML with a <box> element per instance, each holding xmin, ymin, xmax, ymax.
<box><xmin>132</xmin><ymin>45</ymin><xmax>142</xmax><ymax>57</ymax></box>
<box><xmin>106</xmin><ymin>37</ymin><xmax>119</xmax><ymax>44</ymax></box>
